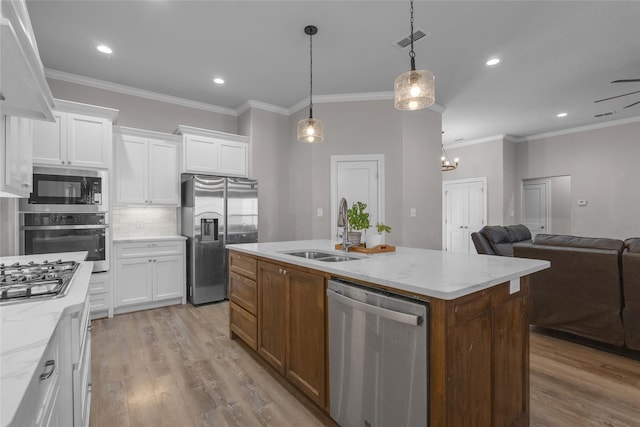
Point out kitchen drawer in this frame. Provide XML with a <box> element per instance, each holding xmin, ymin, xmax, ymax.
<box><xmin>229</xmin><ymin>252</ymin><xmax>257</xmax><ymax>281</ymax></box>
<box><xmin>89</xmin><ymin>292</ymin><xmax>110</xmax><ymax>312</ymax></box>
<box><xmin>229</xmin><ymin>272</ymin><xmax>257</xmax><ymax>315</ymax></box>
<box><xmin>116</xmin><ymin>240</ymin><xmax>184</xmax><ymax>258</ymax></box>
<box><xmin>230</xmin><ymin>302</ymin><xmax>257</xmax><ymax>351</ymax></box>
<box><xmin>89</xmin><ymin>272</ymin><xmax>111</xmax><ymax>294</ymax></box>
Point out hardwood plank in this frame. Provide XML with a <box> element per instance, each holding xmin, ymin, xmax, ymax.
<box><xmin>91</xmin><ymin>302</ymin><xmax>640</xmax><ymax>427</ymax></box>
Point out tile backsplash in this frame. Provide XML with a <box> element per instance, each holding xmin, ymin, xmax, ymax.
<box><xmin>112</xmin><ymin>206</ymin><xmax>179</xmax><ymax>238</ymax></box>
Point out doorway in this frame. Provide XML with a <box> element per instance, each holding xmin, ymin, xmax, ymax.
<box><xmin>330</xmin><ymin>155</ymin><xmax>384</xmax><ymax>241</ymax></box>
<box><xmin>442</xmin><ymin>177</ymin><xmax>487</xmax><ymax>253</ymax></box>
<box><xmin>522</xmin><ymin>176</ymin><xmax>572</xmax><ymax>237</ymax></box>
<box><xmin>522</xmin><ymin>179</ymin><xmax>549</xmax><ymax>238</ymax></box>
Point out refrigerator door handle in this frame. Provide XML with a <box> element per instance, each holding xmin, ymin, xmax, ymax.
<box><xmin>214</xmin><ymin>218</ymin><xmax>219</xmax><ymax>241</ymax></box>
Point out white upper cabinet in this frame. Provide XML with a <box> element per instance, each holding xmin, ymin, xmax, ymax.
<box><xmin>114</xmin><ymin>127</ymin><xmax>181</xmax><ymax>206</ymax></box>
<box><xmin>1</xmin><ymin>115</ymin><xmax>33</xmax><ymax>197</ymax></box>
<box><xmin>0</xmin><ymin>0</ymin><xmax>55</xmax><ymax>121</ymax></box>
<box><xmin>176</xmin><ymin>125</ymin><xmax>249</xmax><ymax>177</ymax></box>
<box><xmin>32</xmin><ymin>110</ymin><xmax>114</xmax><ymax>169</ymax></box>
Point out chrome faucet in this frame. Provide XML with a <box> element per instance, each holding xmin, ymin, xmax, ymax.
<box><xmin>337</xmin><ymin>197</ymin><xmax>353</xmax><ymax>252</ymax></box>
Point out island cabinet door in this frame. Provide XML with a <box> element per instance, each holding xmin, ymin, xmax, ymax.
<box><xmin>257</xmin><ymin>261</ymin><xmax>287</xmax><ymax>374</ymax></box>
<box><xmin>286</xmin><ymin>268</ymin><xmax>326</xmax><ymax>409</ymax></box>
<box><xmin>434</xmin><ymin>279</ymin><xmax>530</xmax><ymax>427</ymax></box>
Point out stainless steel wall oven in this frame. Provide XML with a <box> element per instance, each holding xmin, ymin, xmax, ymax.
<box><xmin>19</xmin><ymin>212</ymin><xmax>109</xmax><ymax>272</ymax></box>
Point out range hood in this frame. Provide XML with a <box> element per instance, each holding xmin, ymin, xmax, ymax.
<box><xmin>1</xmin><ymin>0</ymin><xmax>54</xmax><ymax>121</ymax></box>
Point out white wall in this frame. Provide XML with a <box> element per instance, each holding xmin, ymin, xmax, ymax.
<box><xmin>443</xmin><ymin>120</ymin><xmax>640</xmax><ymax>240</ymax></box>
<box><xmin>515</xmin><ymin>121</ymin><xmax>640</xmax><ymax>239</ymax></box>
<box><xmin>47</xmin><ymin>79</ymin><xmax>237</xmax><ymax>134</ymax></box>
<box><xmin>240</xmin><ymin>107</ymin><xmax>292</xmax><ymax>243</ymax></box>
<box><xmin>442</xmin><ymin>138</ymin><xmax>506</xmax><ymax>225</ymax></box>
<box><xmin>287</xmin><ymin>100</ymin><xmax>442</xmax><ymax>249</ymax></box>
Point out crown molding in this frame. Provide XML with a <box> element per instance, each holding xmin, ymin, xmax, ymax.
<box><xmin>446</xmin><ymin>134</ymin><xmax>507</xmax><ymax>149</ymax></box>
<box><xmin>523</xmin><ymin>115</ymin><xmax>640</xmax><ymax>142</ymax></box>
<box><xmin>45</xmin><ymin>68</ymin><xmax>238</xmax><ymax>117</ymax></box>
<box><xmin>114</xmin><ymin>125</ymin><xmax>182</xmax><ymax>143</ymax></box>
<box><xmin>237</xmin><ymin>100</ymin><xmax>289</xmax><ymax>116</ymax></box>
<box><xmin>288</xmin><ymin>92</ymin><xmax>446</xmax><ymax>115</ymax></box>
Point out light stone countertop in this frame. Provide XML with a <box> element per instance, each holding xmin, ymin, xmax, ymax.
<box><xmin>227</xmin><ymin>240</ymin><xmax>550</xmax><ymax>300</ymax></box>
<box><xmin>113</xmin><ymin>235</ymin><xmax>187</xmax><ymax>243</ymax></box>
<box><xmin>0</xmin><ymin>252</ymin><xmax>92</xmax><ymax>427</ymax></box>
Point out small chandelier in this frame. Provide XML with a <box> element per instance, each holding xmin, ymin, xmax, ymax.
<box><xmin>394</xmin><ymin>0</ymin><xmax>435</xmax><ymax>111</ymax></box>
<box><xmin>297</xmin><ymin>25</ymin><xmax>324</xmax><ymax>143</ymax></box>
<box><xmin>441</xmin><ymin>145</ymin><xmax>459</xmax><ymax>171</ymax></box>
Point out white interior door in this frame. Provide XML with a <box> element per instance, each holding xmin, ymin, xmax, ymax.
<box><xmin>443</xmin><ymin>178</ymin><xmax>487</xmax><ymax>253</ymax></box>
<box><xmin>523</xmin><ymin>180</ymin><xmax>549</xmax><ymax>238</ymax></box>
<box><xmin>331</xmin><ymin>155</ymin><xmax>384</xmax><ymax>241</ymax></box>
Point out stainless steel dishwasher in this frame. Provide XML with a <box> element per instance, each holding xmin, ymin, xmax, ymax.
<box><xmin>327</xmin><ymin>279</ymin><xmax>429</xmax><ymax>427</ymax></box>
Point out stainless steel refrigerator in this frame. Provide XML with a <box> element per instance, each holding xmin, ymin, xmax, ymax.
<box><xmin>181</xmin><ymin>175</ymin><xmax>258</xmax><ymax>305</ymax></box>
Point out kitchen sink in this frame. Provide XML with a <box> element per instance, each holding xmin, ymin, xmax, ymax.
<box><xmin>281</xmin><ymin>250</ymin><xmax>360</xmax><ymax>262</ymax></box>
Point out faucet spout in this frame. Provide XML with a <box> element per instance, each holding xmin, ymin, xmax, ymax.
<box><xmin>337</xmin><ymin>198</ymin><xmax>353</xmax><ymax>252</ymax></box>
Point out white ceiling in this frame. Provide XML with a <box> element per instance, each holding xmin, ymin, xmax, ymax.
<box><xmin>25</xmin><ymin>1</ymin><xmax>640</xmax><ymax>144</ymax></box>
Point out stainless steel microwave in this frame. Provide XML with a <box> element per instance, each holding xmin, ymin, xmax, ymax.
<box><xmin>19</xmin><ymin>167</ymin><xmax>108</xmax><ymax>212</ymax></box>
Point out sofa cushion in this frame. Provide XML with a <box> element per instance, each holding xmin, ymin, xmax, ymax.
<box><xmin>471</xmin><ymin>232</ymin><xmax>495</xmax><ymax>255</ymax></box>
<box><xmin>533</xmin><ymin>234</ymin><xmax>625</xmax><ymax>253</ymax></box>
<box><xmin>505</xmin><ymin>224</ymin><xmax>532</xmax><ymax>243</ymax></box>
<box><xmin>625</xmin><ymin>237</ymin><xmax>640</xmax><ymax>253</ymax></box>
<box><xmin>479</xmin><ymin>226</ymin><xmax>513</xmax><ymax>256</ymax></box>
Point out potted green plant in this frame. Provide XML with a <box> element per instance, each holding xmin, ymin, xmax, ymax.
<box><xmin>366</xmin><ymin>222</ymin><xmax>392</xmax><ymax>248</ymax></box>
<box><xmin>347</xmin><ymin>201</ymin><xmax>370</xmax><ymax>246</ymax></box>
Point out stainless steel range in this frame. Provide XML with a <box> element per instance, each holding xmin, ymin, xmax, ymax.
<box><xmin>0</xmin><ymin>259</ymin><xmax>79</xmax><ymax>303</ymax></box>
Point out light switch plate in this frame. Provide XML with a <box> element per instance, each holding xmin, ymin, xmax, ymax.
<box><xmin>578</xmin><ymin>199</ymin><xmax>588</xmax><ymax>206</ymax></box>
<box><xmin>317</xmin><ymin>208</ymin><xmax>324</xmax><ymax>217</ymax></box>
<box><xmin>410</xmin><ymin>208</ymin><xmax>417</xmax><ymax>217</ymax></box>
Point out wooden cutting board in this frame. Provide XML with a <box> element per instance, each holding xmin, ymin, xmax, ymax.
<box><xmin>334</xmin><ymin>243</ymin><xmax>396</xmax><ymax>253</ymax></box>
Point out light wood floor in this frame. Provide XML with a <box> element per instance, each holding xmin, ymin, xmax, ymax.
<box><xmin>90</xmin><ymin>302</ymin><xmax>640</xmax><ymax>427</ymax></box>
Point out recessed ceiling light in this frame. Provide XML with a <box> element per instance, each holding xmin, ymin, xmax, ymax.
<box><xmin>97</xmin><ymin>45</ymin><xmax>112</xmax><ymax>54</ymax></box>
<box><xmin>486</xmin><ymin>57</ymin><xmax>500</xmax><ymax>66</ymax></box>
<box><xmin>213</xmin><ymin>77</ymin><xmax>225</xmax><ymax>85</ymax></box>
<box><xmin>556</xmin><ymin>112</ymin><xmax>568</xmax><ymax>118</ymax></box>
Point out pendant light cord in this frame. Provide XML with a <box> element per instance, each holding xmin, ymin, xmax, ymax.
<box><xmin>409</xmin><ymin>0</ymin><xmax>416</xmax><ymax>71</ymax></box>
<box><xmin>309</xmin><ymin>28</ymin><xmax>314</xmax><ymax>119</ymax></box>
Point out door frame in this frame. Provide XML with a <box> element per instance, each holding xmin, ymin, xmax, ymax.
<box><xmin>442</xmin><ymin>177</ymin><xmax>488</xmax><ymax>251</ymax></box>
<box><xmin>330</xmin><ymin>154</ymin><xmax>385</xmax><ymax>240</ymax></box>
<box><xmin>521</xmin><ymin>178</ymin><xmax>551</xmax><ymax>236</ymax></box>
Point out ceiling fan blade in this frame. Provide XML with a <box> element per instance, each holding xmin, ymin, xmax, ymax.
<box><xmin>612</xmin><ymin>79</ymin><xmax>640</xmax><ymax>83</ymax></box>
<box><xmin>624</xmin><ymin>100</ymin><xmax>640</xmax><ymax>109</ymax></box>
<box><xmin>595</xmin><ymin>90</ymin><xmax>640</xmax><ymax>103</ymax></box>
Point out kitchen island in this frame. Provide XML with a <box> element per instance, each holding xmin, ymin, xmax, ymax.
<box><xmin>227</xmin><ymin>240</ymin><xmax>549</xmax><ymax>426</ymax></box>
<box><xmin>0</xmin><ymin>252</ymin><xmax>92</xmax><ymax>427</ymax></box>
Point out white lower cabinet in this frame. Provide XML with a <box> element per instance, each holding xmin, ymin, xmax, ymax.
<box><xmin>114</xmin><ymin>238</ymin><xmax>186</xmax><ymax>314</ymax></box>
<box><xmin>89</xmin><ymin>271</ymin><xmax>112</xmax><ymax>319</ymax></box>
<box><xmin>10</xmin><ymin>292</ymin><xmax>91</xmax><ymax>427</ymax></box>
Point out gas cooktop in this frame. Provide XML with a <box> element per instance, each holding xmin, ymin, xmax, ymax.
<box><xmin>0</xmin><ymin>259</ymin><xmax>79</xmax><ymax>303</ymax></box>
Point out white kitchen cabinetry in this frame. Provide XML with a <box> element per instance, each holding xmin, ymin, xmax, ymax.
<box><xmin>176</xmin><ymin>125</ymin><xmax>249</xmax><ymax>177</ymax></box>
<box><xmin>114</xmin><ymin>127</ymin><xmax>181</xmax><ymax>206</ymax></box>
<box><xmin>1</xmin><ymin>0</ymin><xmax>55</xmax><ymax>121</ymax></box>
<box><xmin>1</xmin><ymin>115</ymin><xmax>33</xmax><ymax>197</ymax></box>
<box><xmin>89</xmin><ymin>271</ymin><xmax>113</xmax><ymax>319</ymax></box>
<box><xmin>114</xmin><ymin>238</ymin><xmax>186</xmax><ymax>314</ymax></box>
<box><xmin>11</xmin><ymin>322</ymin><xmax>63</xmax><ymax>427</ymax></box>
<box><xmin>32</xmin><ymin>111</ymin><xmax>111</xmax><ymax>169</ymax></box>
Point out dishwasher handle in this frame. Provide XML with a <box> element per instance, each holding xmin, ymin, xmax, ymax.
<box><xmin>327</xmin><ymin>289</ymin><xmax>423</xmax><ymax>326</ymax></box>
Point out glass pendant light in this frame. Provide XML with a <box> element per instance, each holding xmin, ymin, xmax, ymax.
<box><xmin>297</xmin><ymin>25</ymin><xmax>324</xmax><ymax>143</ymax></box>
<box><xmin>394</xmin><ymin>0</ymin><xmax>435</xmax><ymax>111</ymax></box>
